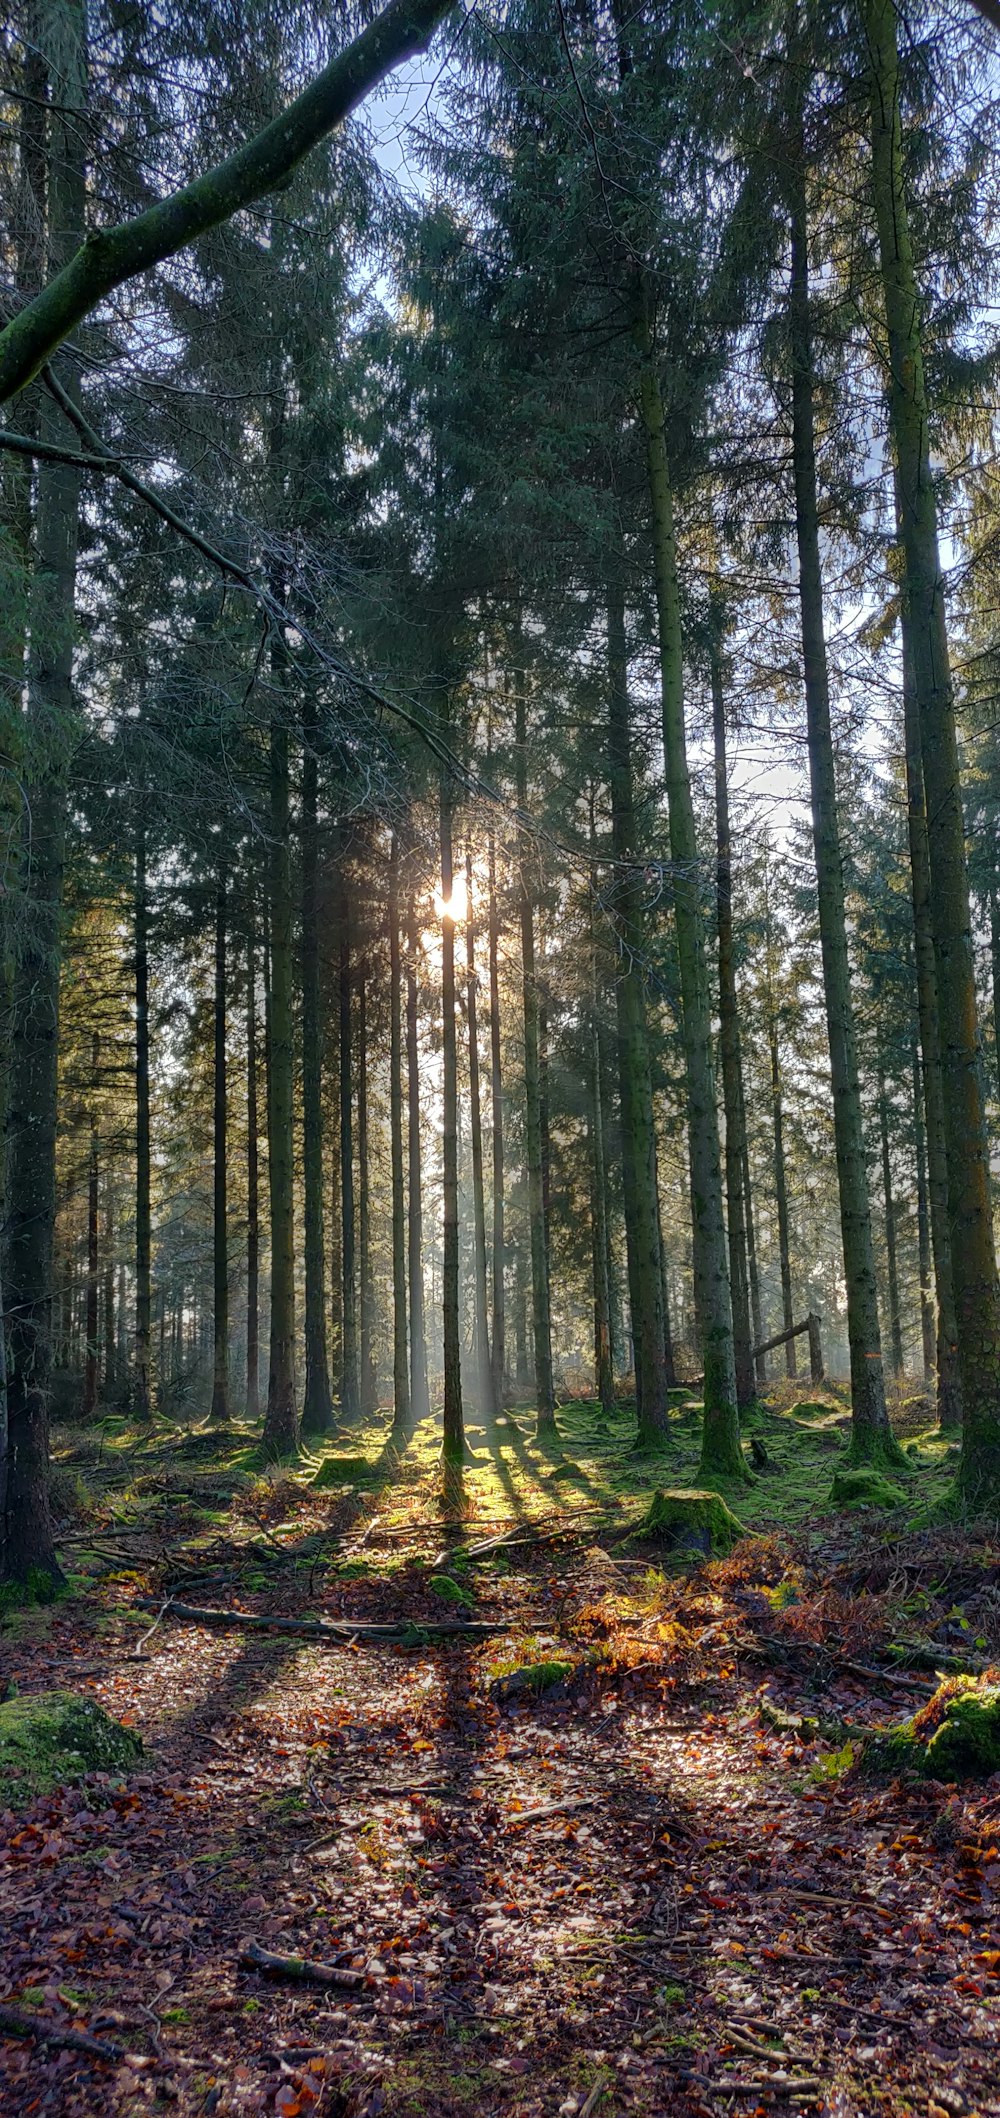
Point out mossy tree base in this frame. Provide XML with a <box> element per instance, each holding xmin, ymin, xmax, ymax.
<box><xmin>830</xmin><ymin>1466</ymin><xmax>908</xmax><ymax>1511</ymax></box>
<box><xmin>865</xmin><ymin>1675</ymin><xmax>1000</xmax><ymax>1780</ymax></box>
<box><xmin>627</xmin><ymin>1487</ymin><xmax>747</xmax><ymax>1558</ymax></box>
<box><xmin>846</xmin><ymin>1426</ymin><xmax>908</xmax><ymax>1473</ymax></box>
<box><xmin>0</xmin><ymin>1692</ymin><xmax>143</xmax><ymax>1809</ymax></box>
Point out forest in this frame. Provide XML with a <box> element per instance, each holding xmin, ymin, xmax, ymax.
<box><xmin>1</xmin><ymin>0</ymin><xmax>1000</xmax><ymax>2113</ymax></box>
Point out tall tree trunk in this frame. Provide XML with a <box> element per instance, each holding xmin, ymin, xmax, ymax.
<box><xmin>389</xmin><ymin>837</ymin><xmax>409</xmax><ymax>1431</ymax></box>
<box><xmin>768</xmin><ymin>1009</ymin><xmax>796</xmax><ymax>1378</ymax></box>
<box><xmin>245</xmin><ymin>916</ymin><xmax>260</xmax><ymax>1423</ymax></box>
<box><xmin>262</xmin><ymin>708</ymin><xmax>297</xmax><ymax>1456</ymax></box>
<box><xmin>710</xmin><ymin>618</ymin><xmax>755</xmax><ymax>1409</ymax></box>
<box><xmin>864</xmin><ymin>0</ymin><xmax>998</xmax><ymax>1499</ymax></box>
<box><xmin>466</xmin><ymin>852</ymin><xmax>496</xmax><ymax>1419</ymax></box>
<box><xmin>82</xmin><ymin>1033</ymin><xmax>100</xmax><ymax>1418</ymax></box>
<box><xmin>358</xmin><ymin>965</ymin><xmax>377</xmax><ymax>1419</ymax></box>
<box><xmin>739</xmin><ymin>1059</ymin><xmax>765</xmax><ymax>1387</ymax></box>
<box><xmin>877</xmin><ymin>1057</ymin><xmax>904</xmax><ymax>1378</ymax></box>
<box><xmin>1</xmin><ymin>0</ymin><xmax>87</xmax><ymax>1581</ymax></box>
<box><xmin>605</xmin><ymin>570</ymin><xmax>669</xmax><ymax>1443</ymax></box>
<box><xmin>588</xmin><ymin>907</ymin><xmax>615</xmax><ymax>1418</ymax></box>
<box><xmin>405</xmin><ymin>889</ymin><xmax>430</xmax><ymax>1424</ymax></box>
<box><xmin>990</xmin><ymin>871</ymin><xmax>1000</xmax><ymax>1117</ymax></box>
<box><xmin>300</xmin><ymin>699</ymin><xmax>333</xmax><ymax>1436</ymax></box>
<box><xmin>134</xmin><ymin>809</ymin><xmax>153</xmax><ymax>1424</ymax></box>
<box><xmin>515</xmin><ymin>691</ymin><xmax>556</xmax><ymax>1441</ymax></box>
<box><xmin>900</xmin><ymin>523</ymin><xmax>961</xmax><ymax>1427</ymax></box>
<box><xmin>338</xmin><ymin>851</ymin><xmax>359</xmax><ymax>1425</ymax></box>
<box><xmin>635</xmin><ymin>337</ymin><xmax>744</xmax><ymax>1481</ymax></box>
<box><xmin>787</xmin><ymin>147</ymin><xmax>898</xmax><ymax>1465</ymax></box>
<box><xmin>913</xmin><ymin>1040</ymin><xmax>936</xmax><ymax>1389</ymax></box>
<box><xmin>210</xmin><ymin>871</ymin><xmax>230</xmax><ymax>1422</ymax></box>
<box><xmin>487</xmin><ymin>829</ymin><xmax>506</xmax><ymax>1405</ymax></box>
<box><xmin>102</xmin><ymin>1178</ymin><xmax>115</xmax><ymax>1400</ymax></box>
<box><xmin>439</xmin><ymin>769</ymin><xmax>464</xmax><ymax>1460</ymax></box>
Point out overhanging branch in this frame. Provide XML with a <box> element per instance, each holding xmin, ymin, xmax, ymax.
<box><xmin>0</xmin><ymin>0</ymin><xmax>458</xmax><ymax>404</ymax></box>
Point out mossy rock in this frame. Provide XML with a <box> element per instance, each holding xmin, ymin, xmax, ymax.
<box><xmin>627</xmin><ymin>1487</ymin><xmax>747</xmax><ymax>1558</ymax></box>
<box><xmin>310</xmin><ymin>1455</ymin><xmax>377</xmax><ymax>1490</ymax></box>
<box><xmin>830</xmin><ymin>1466</ymin><xmax>908</xmax><ymax>1511</ymax></box>
<box><xmin>0</xmin><ymin>1691</ymin><xmax>143</xmax><ymax>1810</ymax></box>
<box><xmin>866</xmin><ymin>1675</ymin><xmax>1000</xmax><ymax>1780</ymax></box>
<box><xmin>428</xmin><ymin>1574</ymin><xmax>475</xmax><ymax>1610</ymax></box>
<box><xmin>549</xmin><ymin>1460</ymin><xmax>582</xmax><ymax>1483</ymax></box>
<box><xmin>491</xmin><ymin>1659</ymin><xmax>574</xmax><ymax>1702</ymax></box>
<box><xmin>790</xmin><ymin>1400</ymin><xmax>836</xmax><ymax>1422</ymax></box>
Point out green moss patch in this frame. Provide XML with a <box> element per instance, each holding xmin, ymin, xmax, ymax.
<box><xmin>429</xmin><ymin>1574</ymin><xmax>475</xmax><ymax>1609</ymax></box>
<box><xmin>626</xmin><ymin>1487</ymin><xmax>747</xmax><ymax>1557</ymax></box>
<box><xmin>310</xmin><ymin>1455</ymin><xmax>377</xmax><ymax>1490</ymax></box>
<box><xmin>491</xmin><ymin>1659</ymin><xmax>574</xmax><ymax>1702</ymax></box>
<box><xmin>866</xmin><ymin>1674</ymin><xmax>1000</xmax><ymax>1780</ymax></box>
<box><xmin>830</xmin><ymin>1466</ymin><xmax>908</xmax><ymax>1512</ymax></box>
<box><xmin>0</xmin><ymin>1691</ymin><xmax>143</xmax><ymax>1809</ymax></box>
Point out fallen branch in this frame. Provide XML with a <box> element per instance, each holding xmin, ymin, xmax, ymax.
<box><xmin>506</xmin><ymin>1794</ymin><xmax>597</xmax><ymax>1826</ymax></box>
<box><xmin>240</xmin><ymin>1941</ymin><xmax>365</xmax><ymax>1990</ymax></box>
<box><xmin>699</xmin><ymin>2079</ymin><xmax>824</xmax><ymax>2101</ymax></box>
<box><xmin>0</xmin><ymin>2005</ymin><xmax>123</xmax><ymax>2061</ymax></box>
<box><xmin>136</xmin><ymin>1597</ymin><xmax>503</xmax><ymax>1642</ymax></box>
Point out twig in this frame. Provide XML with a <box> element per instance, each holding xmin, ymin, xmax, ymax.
<box><xmin>506</xmin><ymin>1794</ymin><xmax>597</xmax><ymax>1826</ymax></box>
<box><xmin>136</xmin><ymin>1597</ymin><xmax>503</xmax><ymax>1641</ymax></box>
<box><xmin>239</xmin><ymin>1940</ymin><xmax>365</xmax><ymax>1989</ymax></box>
<box><xmin>0</xmin><ymin>2005</ymin><xmax>123</xmax><ymax>2060</ymax></box>
<box><xmin>580</xmin><ymin>2072</ymin><xmax>612</xmax><ymax>2116</ymax></box>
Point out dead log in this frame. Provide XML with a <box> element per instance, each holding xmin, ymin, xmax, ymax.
<box><xmin>0</xmin><ymin>2005</ymin><xmax>123</xmax><ymax>2061</ymax></box>
<box><xmin>239</xmin><ymin>1941</ymin><xmax>365</xmax><ymax>1989</ymax></box>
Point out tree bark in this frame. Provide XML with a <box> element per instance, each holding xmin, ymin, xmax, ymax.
<box><xmin>338</xmin><ymin>847</ymin><xmax>359</xmax><ymax>1425</ymax></box>
<box><xmin>865</xmin><ymin>0</ymin><xmax>987</xmax><ymax>1474</ymax></box>
<box><xmin>388</xmin><ymin>837</ymin><xmax>409</xmax><ymax>1431</ymax></box>
<box><xmin>787</xmin><ymin>140</ymin><xmax>898</xmax><ymax>1465</ymax></box>
<box><xmin>405</xmin><ymin>888</ymin><xmax>430</xmax><ymax>1424</ymax></box>
<box><xmin>487</xmin><ymin>829</ymin><xmax>507</xmax><ymax>1406</ymax></box>
<box><xmin>605</xmin><ymin>568</ymin><xmax>669</xmax><ymax>1443</ymax></box>
<box><xmin>465</xmin><ymin>852</ymin><xmax>496</xmax><ymax>1418</ymax></box>
<box><xmin>877</xmin><ymin>1056</ymin><xmax>904</xmax><ymax>1378</ymax></box>
<box><xmin>209</xmin><ymin>870</ymin><xmax>230</xmax><ymax>1422</ymax></box>
<box><xmin>636</xmin><ymin>338</ymin><xmax>744</xmax><ymax>1481</ymax></box>
<box><xmin>82</xmin><ymin>1033</ymin><xmax>100</xmax><ymax>1418</ymax></box>
<box><xmin>245</xmin><ymin>915</ymin><xmax>260</xmax><ymax>1423</ymax></box>
<box><xmin>102</xmin><ymin>1177</ymin><xmax>115</xmax><ymax>1400</ymax></box>
<box><xmin>262</xmin><ymin>708</ymin><xmax>298</xmax><ymax>1457</ymax></box>
<box><xmin>767</xmin><ymin>1001</ymin><xmax>796</xmax><ymax>1379</ymax></box>
<box><xmin>357</xmin><ymin>964</ymin><xmax>377</xmax><ymax>1419</ymax></box>
<box><xmin>439</xmin><ymin>768</ymin><xmax>464</xmax><ymax>1461</ymax></box>
<box><xmin>1</xmin><ymin>0</ymin><xmax>87</xmax><ymax>1581</ymax></box>
<box><xmin>913</xmin><ymin>1039</ymin><xmax>936</xmax><ymax>1388</ymax></box>
<box><xmin>515</xmin><ymin>690</ymin><xmax>556</xmax><ymax>1440</ymax></box>
<box><xmin>134</xmin><ymin>809</ymin><xmax>153</xmax><ymax>1423</ymax></box>
<box><xmin>300</xmin><ymin>699</ymin><xmax>333</xmax><ymax>1436</ymax></box>
<box><xmin>710</xmin><ymin>617</ymin><xmax>755</xmax><ymax>1409</ymax></box>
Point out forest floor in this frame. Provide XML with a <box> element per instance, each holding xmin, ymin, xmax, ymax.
<box><xmin>1</xmin><ymin>1387</ymin><xmax>998</xmax><ymax>2118</ymax></box>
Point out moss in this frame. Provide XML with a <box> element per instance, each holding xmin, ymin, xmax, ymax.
<box><xmin>866</xmin><ymin>1674</ymin><xmax>1000</xmax><ymax>1779</ymax></box>
<box><xmin>428</xmin><ymin>1574</ymin><xmax>475</xmax><ymax>1609</ymax></box>
<box><xmin>789</xmin><ymin>1400</ymin><xmax>835</xmax><ymax>1422</ymax></box>
<box><xmin>0</xmin><ymin>1691</ymin><xmax>143</xmax><ymax>1809</ymax></box>
<box><xmin>310</xmin><ymin>1455</ymin><xmax>377</xmax><ymax>1490</ymax></box>
<box><xmin>491</xmin><ymin>1659</ymin><xmax>573</xmax><ymax>1701</ymax></box>
<box><xmin>830</xmin><ymin>1466</ymin><xmax>908</xmax><ymax>1511</ymax></box>
<box><xmin>627</xmin><ymin>1487</ymin><xmax>747</xmax><ymax>1557</ymax></box>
